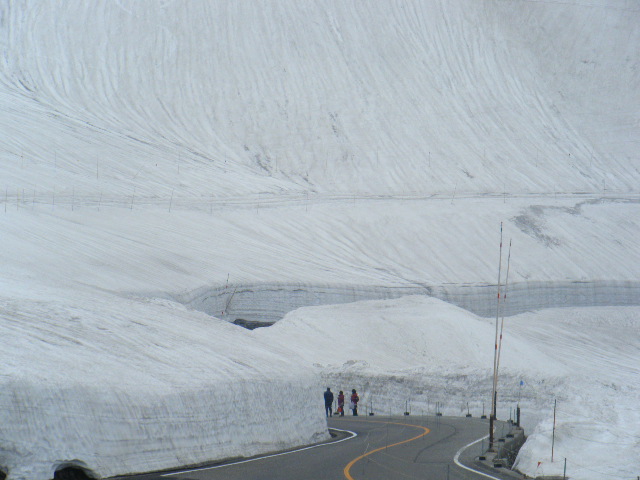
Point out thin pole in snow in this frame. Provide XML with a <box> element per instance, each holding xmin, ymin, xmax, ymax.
<box><xmin>224</xmin><ymin>286</ymin><xmax>237</xmax><ymax>316</ymax></box>
<box><xmin>490</xmin><ymin>222</ymin><xmax>504</xmax><ymax>450</ymax></box>
<box><xmin>169</xmin><ymin>188</ymin><xmax>174</xmax><ymax>213</ymax></box>
<box><xmin>495</xmin><ymin>239</ymin><xmax>512</xmax><ymax>396</ymax></box>
<box><xmin>552</xmin><ymin>399</ymin><xmax>557</xmax><ymax>462</ymax></box>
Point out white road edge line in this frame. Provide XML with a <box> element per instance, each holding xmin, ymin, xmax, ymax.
<box><xmin>161</xmin><ymin>428</ymin><xmax>358</xmax><ymax>477</ymax></box>
<box><xmin>453</xmin><ymin>434</ymin><xmax>505</xmax><ymax>480</ymax></box>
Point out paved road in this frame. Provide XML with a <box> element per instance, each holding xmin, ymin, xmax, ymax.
<box><xmin>117</xmin><ymin>415</ymin><xmax>519</xmax><ymax>480</ymax></box>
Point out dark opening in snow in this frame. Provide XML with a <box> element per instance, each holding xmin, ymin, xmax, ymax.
<box><xmin>53</xmin><ymin>463</ymin><xmax>96</xmax><ymax>480</ymax></box>
<box><xmin>233</xmin><ymin>318</ymin><xmax>275</xmax><ymax>330</ymax></box>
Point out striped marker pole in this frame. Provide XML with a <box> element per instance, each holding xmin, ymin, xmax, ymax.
<box><xmin>495</xmin><ymin>239</ymin><xmax>512</xmax><ymax>401</ymax></box>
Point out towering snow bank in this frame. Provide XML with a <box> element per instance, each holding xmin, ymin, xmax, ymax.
<box><xmin>255</xmin><ymin>295</ymin><xmax>559</xmax><ymax>373</ymax></box>
<box><xmin>0</xmin><ymin>283</ymin><xmax>328</xmax><ymax>480</ymax></box>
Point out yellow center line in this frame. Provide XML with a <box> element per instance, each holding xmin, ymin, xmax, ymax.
<box><xmin>343</xmin><ymin>420</ymin><xmax>431</xmax><ymax>480</ymax></box>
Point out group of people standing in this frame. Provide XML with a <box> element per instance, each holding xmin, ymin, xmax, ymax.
<box><xmin>324</xmin><ymin>387</ymin><xmax>359</xmax><ymax>417</ymax></box>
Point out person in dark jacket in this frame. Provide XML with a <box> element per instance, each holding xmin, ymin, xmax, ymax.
<box><xmin>350</xmin><ymin>389</ymin><xmax>359</xmax><ymax>416</ymax></box>
<box><xmin>337</xmin><ymin>391</ymin><xmax>345</xmax><ymax>416</ymax></box>
<box><xmin>324</xmin><ymin>387</ymin><xmax>334</xmax><ymax>417</ymax></box>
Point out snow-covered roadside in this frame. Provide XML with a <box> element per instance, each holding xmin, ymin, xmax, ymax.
<box><xmin>2</xmin><ymin>283</ymin><xmax>637</xmax><ymax>480</ymax></box>
<box><xmin>510</xmin><ymin>307</ymin><xmax>640</xmax><ymax>479</ymax></box>
<box><xmin>255</xmin><ymin>297</ymin><xmax>640</xmax><ymax>480</ymax></box>
<box><xmin>0</xmin><ymin>282</ymin><xmax>328</xmax><ymax>480</ymax></box>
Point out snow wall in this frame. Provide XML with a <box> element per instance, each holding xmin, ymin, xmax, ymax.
<box><xmin>172</xmin><ymin>280</ymin><xmax>640</xmax><ymax>324</ymax></box>
<box><xmin>0</xmin><ymin>289</ymin><xmax>329</xmax><ymax>480</ymax></box>
<box><xmin>0</xmin><ymin>378</ymin><xmax>326</xmax><ymax>480</ymax></box>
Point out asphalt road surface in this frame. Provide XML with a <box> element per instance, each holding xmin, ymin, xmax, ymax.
<box><xmin>117</xmin><ymin>415</ymin><xmax>519</xmax><ymax>480</ymax></box>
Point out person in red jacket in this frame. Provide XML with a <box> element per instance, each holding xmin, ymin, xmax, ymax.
<box><xmin>350</xmin><ymin>389</ymin><xmax>359</xmax><ymax>416</ymax></box>
<box><xmin>337</xmin><ymin>391</ymin><xmax>345</xmax><ymax>416</ymax></box>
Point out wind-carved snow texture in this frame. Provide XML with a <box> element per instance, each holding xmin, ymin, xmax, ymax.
<box><xmin>0</xmin><ymin>1</ymin><xmax>639</xmax><ymax>480</ymax></box>
<box><xmin>513</xmin><ymin>207</ymin><xmax>562</xmax><ymax>248</ymax></box>
<box><xmin>512</xmin><ymin>199</ymin><xmax>620</xmax><ymax>248</ymax></box>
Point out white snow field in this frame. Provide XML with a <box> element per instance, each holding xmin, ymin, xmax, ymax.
<box><xmin>1</xmin><ymin>1</ymin><xmax>639</xmax><ymax>479</ymax></box>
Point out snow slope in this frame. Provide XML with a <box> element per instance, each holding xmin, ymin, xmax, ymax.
<box><xmin>0</xmin><ymin>1</ymin><xmax>639</xmax><ymax>479</ymax></box>
<box><xmin>2</xmin><ymin>0</ymin><xmax>639</xmax><ymax>198</ymax></box>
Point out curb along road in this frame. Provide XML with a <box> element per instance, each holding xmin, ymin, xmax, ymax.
<box><xmin>114</xmin><ymin>416</ymin><xmax>523</xmax><ymax>480</ymax></box>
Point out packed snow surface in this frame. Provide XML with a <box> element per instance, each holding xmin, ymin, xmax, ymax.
<box><xmin>1</xmin><ymin>1</ymin><xmax>639</xmax><ymax>479</ymax></box>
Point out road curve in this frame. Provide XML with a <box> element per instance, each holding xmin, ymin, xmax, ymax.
<box><xmin>115</xmin><ymin>415</ymin><xmax>519</xmax><ymax>480</ymax></box>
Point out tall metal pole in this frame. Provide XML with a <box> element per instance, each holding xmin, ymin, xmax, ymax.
<box><xmin>490</xmin><ymin>223</ymin><xmax>503</xmax><ymax>449</ymax></box>
<box><xmin>495</xmin><ymin>239</ymin><xmax>512</xmax><ymax>400</ymax></box>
